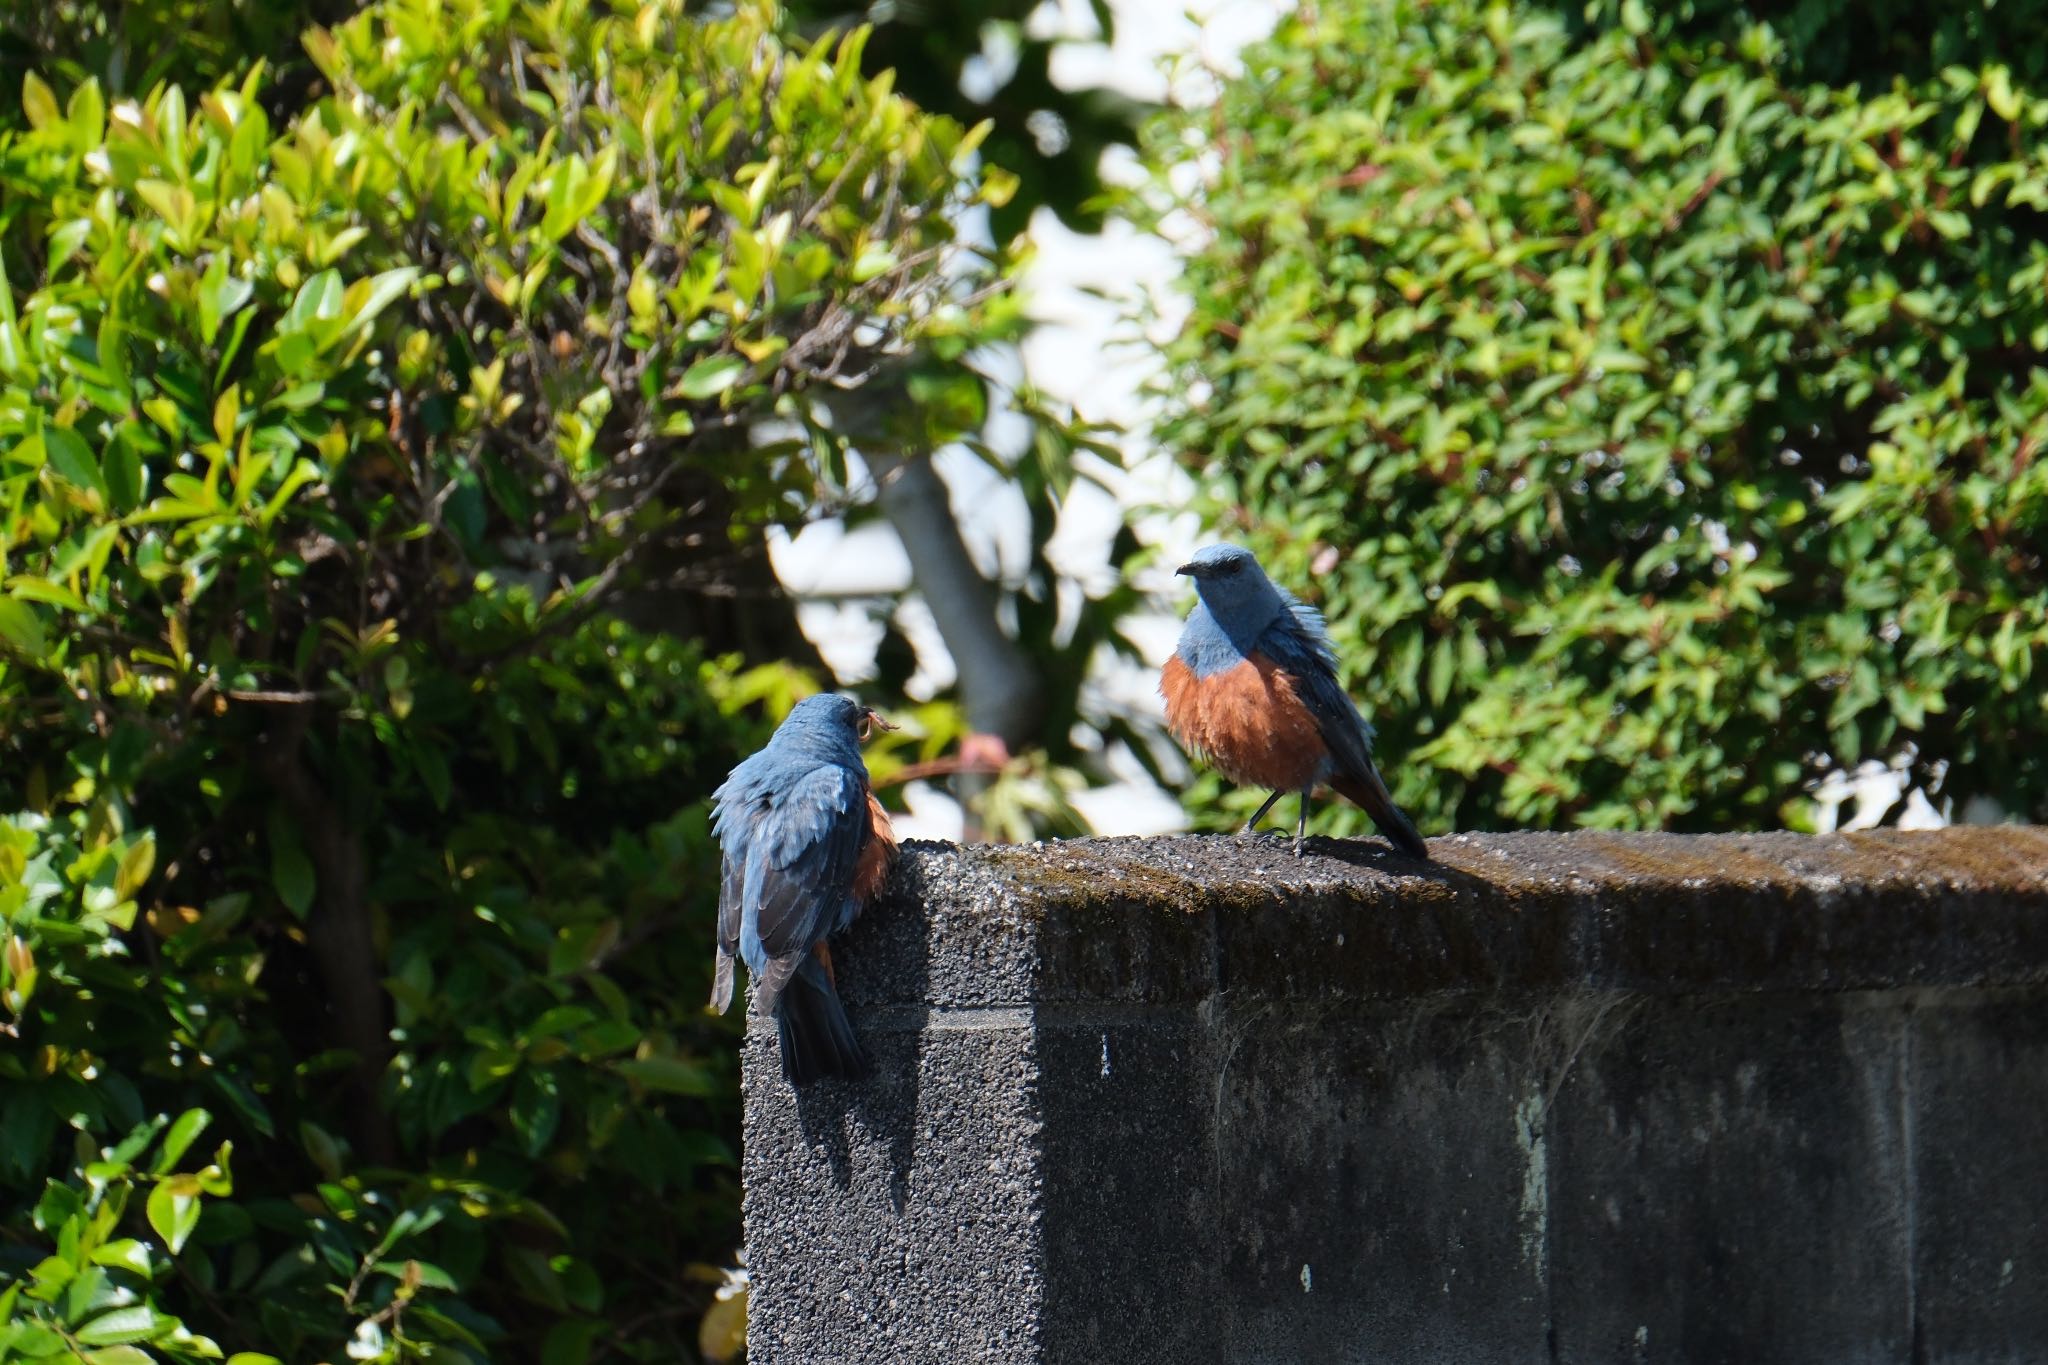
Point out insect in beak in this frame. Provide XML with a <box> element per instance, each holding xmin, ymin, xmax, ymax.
<box><xmin>857</xmin><ymin>708</ymin><xmax>898</xmax><ymax>743</ymax></box>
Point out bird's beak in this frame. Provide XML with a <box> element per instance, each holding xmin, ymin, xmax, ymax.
<box><xmin>1175</xmin><ymin>562</ymin><xmax>1199</xmax><ymax>578</ymax></box>
<box><xmin>857</xmin><ymin>708</ymin><xmax>898</xmax><ymax>742</ymax></box>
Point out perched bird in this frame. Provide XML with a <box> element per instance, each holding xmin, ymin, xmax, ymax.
<box><xmin>709</xmin><ymin>694</ymin><xmax>900</xmax><ymax>1084</ymax></box>
<box><xmin>1161</xmin><ymin>543</ymin><xmax>1429</xmax><ymax>860</ymax></box>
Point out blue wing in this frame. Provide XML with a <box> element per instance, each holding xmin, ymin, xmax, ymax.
<box><xmin>1257</xmin><ymin>591</ymin><xmax>1430</xmax><ymax>858</ymax></box>
<box><xmin>713</xmin><ymin>760</ymin><xmax>870</xmax><ymax>1012</ymax></box>
<box><xmin>711</xmin><ymin>749</ymin><xmax>777</xmax><ymax>986</ymax></box>
<box><xmin>1256</xmin><ymin>594</ymin><xmax>1379</xmax><ymax>779</ymax></box>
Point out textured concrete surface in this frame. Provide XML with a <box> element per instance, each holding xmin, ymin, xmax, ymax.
<box><xmin>742</xmin><ymin>828</ymin><xmax>2048</xmax><ymax>1364</ymax></box>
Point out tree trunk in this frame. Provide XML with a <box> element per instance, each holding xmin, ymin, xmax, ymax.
<box><xmin>873</xmin><ymin>453</ymin><xmax>1045</xmax><ymax>747</ymax></box>
<box><xmin>255</xmin><ymin>710</ymin><xmax>394</xmax><ymax>1164</ymax></box>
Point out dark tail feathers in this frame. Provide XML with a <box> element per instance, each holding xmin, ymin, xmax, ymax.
<box><xmin>1331</xmin><ymin>766</ymin><xmax>1430</xmax><ymax>861</ymax></box>
<box><xmin>776</xmin><ymin>956</ymin><xmax>869</xmax><ymax>1085</ymax></box>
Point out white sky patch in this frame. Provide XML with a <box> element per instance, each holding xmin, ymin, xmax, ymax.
<box><xmin>1034</xmin><ymin>0</ymin><xmax>1284</xmax><ymax>104</ymax></box>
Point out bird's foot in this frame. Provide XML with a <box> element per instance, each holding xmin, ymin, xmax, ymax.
<box><xmin>1291</xmin><ymin>833</ymin><xmax>1306</xmax><ymax>859</ymax></box>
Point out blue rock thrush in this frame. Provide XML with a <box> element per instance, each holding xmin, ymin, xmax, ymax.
<box><xmin>709</xmin><ymin>694</ymin><xmax>899</xmax><ymax>1084</ymax></box>
<box><xmin>1162</xmin><ymin>543</ymin><xmax>1429</xmax><ymax>860</ymax></box>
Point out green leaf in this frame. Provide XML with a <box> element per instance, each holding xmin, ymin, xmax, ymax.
<box><xmin>5</xmin><ymin>577</ymin><xmax>89</xmax><ymax>613</ymax></box>
<box><xmin>299</xmin><ymin>1121</ymin><xmax>345</xmax><ymax>1181</ymax></box>
<box><xmin>75</xmin><ymin>1305</ymin><xmax>163</xmax><ymax>1346</ymax></box>
<box><xmin>267</xmin><ymin>810</ymin><xmax>315</xmax><ymax>919</ymax></box>
<box><xmin>115</xmin><ymin>834</ymin><xmax>156</xmax><ymax>903</ymax></box>
<box><xmin>1928</xmin><ymin>208</ymin><xmax>1970</xmax><ymax>239</ymax></box>
<box><xmin>1986</xmin><ymin>65</ymin><xmax>2020</xmax><ymax>122</ymax></box>
<box><xmin>103</xmin><ymin>435</ymin><xmax>143</xmax><ymax>512</ymax></box>
<box><xmin>372</xmin><ymin>1257</ymin><xmax>456</xmax><ymax>1290</ymax></box>
<box><xmin>510</xmin><ymin>1068</ymin><xmax>562</xmax><ymax>1157</ymax></box>
<box><xmin>700</xmin><ymin>1289</ymin><xmax>747</xmax><ymax>1362</ymax></box>
<box><xmin>466</xmin><ymin>1044</ymin><xmax>519</xmax><ymax>1091</ymax></box>
<box><xmin>611</xmin><ymin>1056</ymin><xmax>718</xmax><ymax>1095</ymax></box>
<box><xmin>43</xmin><ymin>425</ymin><xmax>107</xmax><ymax>500</ymax></box>
<box><xmin>981</xmin><ymin>164</ymin><xmax>1020</xmax><ymax>207</ymax></box>
<box><xmin>88</xmin><ymin>1240</ymin><xmax>152</xmax><ymax>1277</ymax></box>
<box><xmin>345</xmin><ymin>267</ymin><xmax>421</xmax><ymax>334</ymax></box>
<box><xmin>197</xmin><ymin>257</ymin><xmax>255</xmax><ymax>347</ymax></box>
<box><xmin>154</xmin><ymin>1109</ymin><xmax>210</xmax><ymax>1173</ymax></box>
<box><xmin>145</xmin><ymin>1179</ymin><xmax>201</xmax><ymax>1255</ymax></box>
<box><xmin>107</xmin><ymin>1114</ymin><xmax>169</xmax><ymax>1167</ymax></box>
<box><xmin>542</xmin><ymin>1318</ymin><xmax>607</xmax><ymax>1365</ymax></box>
<box><xmin>281</xmin><ymin>269</ymin><xmax>344</xmax><ymax>335</ymax></box>
<box><xmin>20</xmin><ymin>72</ymin><xmax>58</xmax><ymax>130</ymax></box>
<box><xmin>33</xmin><ymin>1180</ymin><xmax>83</xmax><ymax>1234</ymax></box>
<box><xmin>676</xmin><ymin>354</ymin><xmax>746</xmax><ymax>400</ymax></box>
<box><xmin>0</xmin><ymin>600</ymin><xmax>49</xmax><ymax>660</ymax></box>
<box><xmin>851</xmin><ymin>245</ymin><xmax>898</xmax><ymax>282</ymax></box>
<box><xmin>48</xmin><ymin>217</ymin><xmax>92</xmax><ymax>272</ymax></box>
<box><xmin>68</xmin><ymin>78</ymin><xmax>105</xmax><ymax>148</ymax></box>
<box><xmin>413</xmin><ymin>740</ymin><xmax>452</xmax><ymax>810</ymax></box>
<box><xmin>133</xmin><ymin>180</ymin><xmax>197</xmax><ymax>239</ymax></box>
<box><xmin>536</xmin><ymin>148</ymin><xmax>617</xmax><ymax>243</ymax></box>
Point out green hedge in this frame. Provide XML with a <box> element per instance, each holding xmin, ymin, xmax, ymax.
<box><xmin>0</xmin><ymin>0</ymin><xmax>1020</xmax><ymax>1359</ymax></box>
<box><xmin>1139</xmin><ymin>0</ymin><xmax>2048</xmax><ymax>833</ymax></box>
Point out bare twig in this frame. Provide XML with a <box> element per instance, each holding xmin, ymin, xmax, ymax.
<box><xmin>224</xmin><ymin>688</ymin><xmax>329</xmax><ymax>705</ymax></box>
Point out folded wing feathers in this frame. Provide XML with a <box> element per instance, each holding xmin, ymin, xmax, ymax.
<box><xmin>712</xmin><ymin>760</ymin><xmax>871</xmax><ymax>1014</ymax></box>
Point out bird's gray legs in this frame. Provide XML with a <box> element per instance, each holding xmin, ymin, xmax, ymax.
<box><xmin>1245</xmin><ymin>789</ymin><xmax>1316</xmax><ymax>857</ymax></box>
<box><xmin>1242</xmin><ymin>789</ymin><xmax>1285</xmax><ymax>834</ymax></box>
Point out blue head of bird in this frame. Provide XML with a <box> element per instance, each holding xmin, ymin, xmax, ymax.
<box><xmin>1177</xmin><ymin>544</ymin><xmax>1287</xmax><ymax>643</ymax></box>
<box><xmin>770</xmin><ymin>694</ymin><xmax>894</xmax><ymax>763</ymax></box>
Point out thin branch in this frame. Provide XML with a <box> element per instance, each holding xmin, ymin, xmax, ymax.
<box><xmin>471</xmin><ymin>456</ymin><xmax>691</xmax><ymax>670</ymax></box>
<box><xmin>224</xmin><ymin>688</ymin><xmax>330</xmax><ymax>705</ymax></box>
<box><xmin>873</xmin><ymin>755</ymin><xmax>1005</xmax><ymax>788</ymax></box>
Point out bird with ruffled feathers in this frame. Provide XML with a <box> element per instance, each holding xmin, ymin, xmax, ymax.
<box><xmin>1161</xmin><ymin>543</ymin><xmax>1429</xmax><ymax>860</ymax></box>
<box><xmin>709</xmin><ymin>693</ymin><xmax>899</xmax><ymax>1085</ymax></box>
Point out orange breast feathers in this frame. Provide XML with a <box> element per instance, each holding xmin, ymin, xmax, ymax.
<box><xmin>851</xmin><ymin>789</ymin><xmax>899</xmax><ymax>903</ymax></box>
<box><xmin>1161</xmin><ymin>653</ymin><xmax>1331</xmax><ymax>793</ymax></box>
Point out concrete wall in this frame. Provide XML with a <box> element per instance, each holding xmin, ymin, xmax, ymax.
<box><xmin>741</xmin><ymin>828</ymin><xmax>2048</xmax><ymax>1364</ymax></box>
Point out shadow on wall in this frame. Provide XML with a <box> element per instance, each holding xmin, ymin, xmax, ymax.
<box><xmin>788</xmin><ymin>933</ymin><xmax>929</xmax><ymax>1214</ymax></box>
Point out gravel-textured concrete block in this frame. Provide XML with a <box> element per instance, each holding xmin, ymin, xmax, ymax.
<box><xmin>1911</xmin><ymin>992</ymin><xmax>2048</xmax><ymax>1362</ymax></box>
<box><xmin>742</xmin><ymin>828</ymin><xmax>2048</xmax><ymax>1364</ymax></box>
<box><xmin>741</xmin><ymin>1015</ymin><xmax>1043</xmax><ymax>1363</ymax></box>
<box><xmin>1212</xmin><ymin>1001</ymin><xmax>1550</xmax><ymax>1365</ymax></box>
<box><xmin>1548</xmin><ymin>995</ymin><xmax>1912</xmax><ymax>1364</ymax></box>
<box><xmin>1037</xmin><ymin>1017</ymin><xmax>1218</xmax><ymax>1364</ymax></box>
